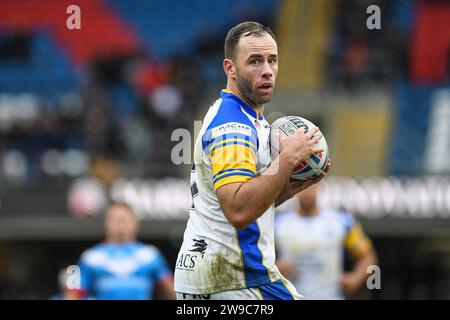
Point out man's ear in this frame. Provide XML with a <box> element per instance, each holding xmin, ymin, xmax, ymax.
<box><xmin>223</xmin><ymin>58</ymin><xmax>236</xmax><ymax>80</ymax></box>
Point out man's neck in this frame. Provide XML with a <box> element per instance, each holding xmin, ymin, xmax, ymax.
<box><xmin>105</xmin><ymin>237</ymin><xmax>135</xmax><ymax>244</ymax></box>
<box><xmin>226</xmin><ymin>82</ymin><xmax>264</xmax><ymax>116</ymax></box>
<box><xmin>298</xmin><ymin>205</ymin><xmax>319</xmax><ymax>217</ymax></box>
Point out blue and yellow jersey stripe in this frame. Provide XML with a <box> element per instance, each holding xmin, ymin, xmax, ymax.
<box><xmin>210</xmin><ymin>142</ymin><xmax>257</xmax><ymax>191</ymax></box>
<box><xmin>208</xmin><ymin>137</ymin><xmax>257</xmax><ymax>155</ymax></box>
<box><xmin>201</xmin><ymin>90</ymin><xmax>259</xmax><ymax>192</ymax></box>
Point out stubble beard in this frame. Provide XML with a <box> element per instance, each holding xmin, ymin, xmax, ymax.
<box><xmin>236</xmin><ymin>71</ymin><xmax>272</xmax><ymax>106</ymax></box>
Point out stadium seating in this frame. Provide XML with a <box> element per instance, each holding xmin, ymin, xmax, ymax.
<box><xmin>108</xmin><ymin>0</ymin><xmax>279</xmax><ymax>59</ymax></box>
<box><xmin>0</xmin><ymin>0</ymin><xmax>448</xmax><ymax>179</ymax></box>
<box><xmin>0</xmin><ymin>0</ymin><xmax>279</xmax><ymax>97</ymax></box>
<box><xmin>0</xmin><ymin>33</ymin><xmax>78</xmax><ymax>96</ymax></box>
<box><xmin>410</xmin><ymin>1</ymin><xmax>450</xmax><ymax>84</ymax></box>
<box><xmin>389</xmin><ymin>81</ymin><xmax>434</xmax><ymax>175</ymax></box>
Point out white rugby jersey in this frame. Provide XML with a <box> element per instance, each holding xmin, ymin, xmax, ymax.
<box><xmin>275</xmin><ymin>209</ymin><xmax>372</xmax><ymax>299</ymax></box>
<box><xmin>174</xmin><ymin>90</ymin><xmax>284</xmax><ymax>295</ymax></box>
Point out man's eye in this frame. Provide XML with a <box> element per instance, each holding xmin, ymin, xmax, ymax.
<box><xmin>251</xmin><ymin>60</ymin><xmax>260</xmax><ymax>65</ymax></box>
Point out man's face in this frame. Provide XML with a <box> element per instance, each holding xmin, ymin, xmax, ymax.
<box><xmin>105</xmin><ymin>205</ymin><xmax>138</xmax><ymax>242</ymax></box>
<box><xmin>233</xmin><ymin>33</ymin><xmax>278</xmax><ymax>105</ymax></box>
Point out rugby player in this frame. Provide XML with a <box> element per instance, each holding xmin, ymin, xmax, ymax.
<box><xmin>76</xmin><ymin>202</ymin><xmax>176</xmax><ymax>300</ymax></box>
<box><xmin>174</xmin><ymin>21</ymin><xmax>330</xmax><ymax>300</ymax></box>
<box><xmin>276</xmin><ymin>184</ymin><xmax>378</xmax><ymax>299</ymax></box>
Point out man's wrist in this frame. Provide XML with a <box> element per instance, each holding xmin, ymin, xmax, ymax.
<box><xmin>279</xmin><ymin>152</ymin><xmax>297</xmax><ymax>170</ymax></box>
<box><xmin>278</xmin><ymin>152</ymin><xmax>300</xmax><ymax>178</ymax></box>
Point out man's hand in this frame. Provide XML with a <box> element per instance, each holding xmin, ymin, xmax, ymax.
<box><xmin>339</xmin><ymin>272</ymin><xmax>363</xmax><ymax>296</ymax></box>
<box><xmin>275</xmin><ymin>159</ymin><xmax>331</xmax><ymax>207</ymax></box>
<box><xmin>155</xmin><ymin>276</ymin><xmax>176</xmax><ymax>300</ymax></box>
<box><xmin>341</xmin><ymin>248</ymin><xmax>378</xmax><ymax>297</ymax></box>
<box><xmin>278</xmin><ymin>127</ymin><xmax>323</xmax><ymax>170</ymax></box>
<box><xmin>216</xmin><ymin>127</ymin><xmax>327</xmax><ymax>229</ymax></box>
<box><xmin>276</xmin><ymin>259</ymin><xmax>298</xmax><ymax>280</ymax></box>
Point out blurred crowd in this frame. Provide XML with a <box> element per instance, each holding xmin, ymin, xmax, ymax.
<box><xmin>0</xmin><ymin>52</ymin><xmax>204</xmax><ymax>187</ymax></box>
<box><xmin>1</xmin><ymin>0</ymin><xmax>447</xmax><ymax>187</ymax></box>
<box><xmin>0</xmin><ymin>0</ymin><xmax>279</xmax><ymax>189</ymax></box>
<box><xmin>326</xmin><ymin>0</ymin><xmax>412</xmax><ymax>92</ymax></box>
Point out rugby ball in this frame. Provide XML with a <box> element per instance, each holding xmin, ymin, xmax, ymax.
<box><xmin>270</xmin><ymin>116</ymin><xmax>329</xmax><ymax>180</ymax></box>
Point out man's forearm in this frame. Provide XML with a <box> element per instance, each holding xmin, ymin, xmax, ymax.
<box><xmin>274</xmin><ymin>185</ymin><xmax>292</xmax><ymax>208</ymax></box>
<box><xmin>353</xmin><ymin>249</ymin><xmax>378</xmax><ymax>285</ymax></box>
<box><xmin>229</xmin><ymin>154</ymin><xmax>293</xmax><ymax>226</ymax></box>
<box><xmin>275</xmin><ymin>173</ymin><xmax>326</xmax><ymax>208</ymax></box>
<box><xmin>218</xmin><ymin>129</ymin><xmax>325</xmax><ymax>229</ymax></box>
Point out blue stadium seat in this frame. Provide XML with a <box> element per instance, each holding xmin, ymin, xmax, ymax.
<box><xmin>0</xmin><ymin>0</ymin><xmax>279</xmax><ymax>98</ymax></box>
<box><xmin>0</xmin><ymin>33</ymin><xmax>79</xmax><ymax>97</ymax></box>
<box><xmin>389</xmin><ymin>81</ymin><xmax>433</xmax><ymax>175</ymax></box>
<box><xmin>107</xmin><ymin>0</ymin><xmax>279</xmax><ymax>59</ymax></box>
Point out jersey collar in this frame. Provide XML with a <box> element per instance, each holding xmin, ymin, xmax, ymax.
<box><xmin>221</xmin><ymin>89</ymin><xmax>264</xmax><ymax>121</ymax></box>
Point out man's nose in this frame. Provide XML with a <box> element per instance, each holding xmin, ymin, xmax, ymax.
<box><xmin>261</xmin><ymin>61</ymin><xmax>273</xmax><ymax>78</ymax></box>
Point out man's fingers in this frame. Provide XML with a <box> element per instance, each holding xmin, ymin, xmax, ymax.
<box><xmin>309</xmin><ymin>132</ymin><xmax>322</xmax><ymax>144</ymax></box>
<box><xmin>312</xmin><ymin>174</ymin><xmax>324</xmax><ymax>183</ymax></box>
<box><xmin>316</xmin><ymin>160</ymin><xmax>331</xmax><ymax>180</ymax></box>
<box><xmin>312</xmin><ymin>147</ymin><xmax>324</xmax><ymax>154</ymax></box>
<box><xmin>291</xmin><ymin>127</ymin><xmax>306</xmax><ymax>139</ymax></box>
<box><xmin>305</xmin><ymin>127</ymin><xmax>320</xmax><ymax>139</ymax></box>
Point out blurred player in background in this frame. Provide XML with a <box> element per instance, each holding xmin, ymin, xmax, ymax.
<box><xmin>174</xmin><ymin>21</ymin><xmax>330</xmax><ymax>300</ymax></box>
<box><xmin>75</xmin><ymin>202</ymin><xmax>175</xmax><ymax>300</ymax></box>
<box><xmin>275</xmin><ymin>183</ymin><xmax>378</xmax><ymax>299</ymax></box>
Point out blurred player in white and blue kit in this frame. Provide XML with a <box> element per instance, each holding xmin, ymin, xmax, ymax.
<box><xmin>275</xmin><ymin>184</ymin><xmax>378</xmax><ymax>299</ymax></box>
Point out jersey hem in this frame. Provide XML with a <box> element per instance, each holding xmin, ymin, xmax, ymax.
<box><xmin>174</xmin><ymin>275</ymin><xmax>281</xmax><ymax>295</ymax></box>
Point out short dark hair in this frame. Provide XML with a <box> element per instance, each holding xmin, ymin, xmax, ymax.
<box><xmin>224</xmin><ymin>21</ymin><xmax>276</xmax><ymax>61</ymax></box>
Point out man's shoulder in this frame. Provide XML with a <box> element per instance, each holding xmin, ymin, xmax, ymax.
<box><xmin>80</xmin><ymin>242</ymin><xmax>162</xmax><ymax>266</ymax></box>
<box><xmin>79</xmin><ymin>243</ymin><xmax>108</xmax><ymax>266</ymax></box>
<box><xmin>275</xmin><ymin>211</ymin><xmax>298</xmax><ymax>228</ymax></box>
<box><xmin>321</xmin><ymin>208</ymin><xmax>356</xmax><ymax>231</ymax></box>
<box><xmin>133</xmin><ymin>242</ymin><xmax>162</xmax><ymax>264</ymax></box>
<box><xmin>207</xmin><ymin>94</ymin><xmax>255</xmax><ymax>128</ymax></box>
<box><xmin>201</xmin><ymin>94</ymin><xmax>258</xmax><ymax>149</ymax></box>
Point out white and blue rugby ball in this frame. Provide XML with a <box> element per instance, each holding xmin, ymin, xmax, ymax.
<box><xmin>270</xmin><ymin>116</ymin><xmax>329</xmax><ymax>180</ymax></box>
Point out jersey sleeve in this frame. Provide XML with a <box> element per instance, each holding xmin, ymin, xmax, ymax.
<box><xmin>341</xmin><ymin>213</ymin><xmax>373</xmax><ymax>259</ymax></box>
<box><xmin>202</xmin><ymin>101</ymin><xmax>258</xmax><ymax>192</ymax></box>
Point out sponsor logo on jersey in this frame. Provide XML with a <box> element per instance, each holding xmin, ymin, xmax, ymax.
<box><xmin>211</xmin><ymin>122</ymin><xmax>252</xmax><ymax>138</ymax></box>
<box><xmin>176</xmin><ymin>239</ymin><xmax>208</xmax><ymax>271</ymax></box>
<box><xmin>189</xmin><ymin>239</ymin><xmax>208</xmax><ymax>257</ymax></box>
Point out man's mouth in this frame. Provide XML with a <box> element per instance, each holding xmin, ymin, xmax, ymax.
<box><xmin>258</xmin><ymin>83</ymin><xmax>273</xmax><ymax>89</ymax></box>
<box><xmin>257</xmin><ymin>83</ymin><xmax>273</xmax><ymax>94</ymax></box>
